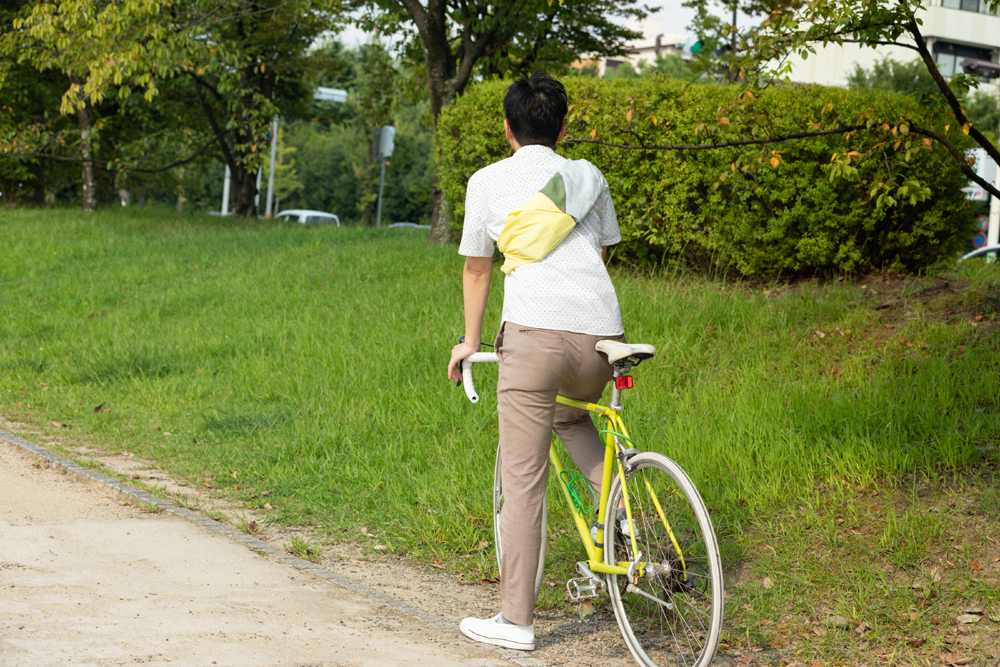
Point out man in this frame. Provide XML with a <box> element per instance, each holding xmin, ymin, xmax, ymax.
<box><xmin>446</xmin><ymin>71</ymin><xmax>625</xmax><ymax>651</ymax></box>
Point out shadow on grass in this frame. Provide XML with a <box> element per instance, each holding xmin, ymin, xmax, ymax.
<box><xmin>71</xmin><ymin>348</ymin><xmax>177</xmax><ymax>384</ymax></box>
<box><xmin>202</xmin><ymin>411</ymin><xmax>291</xmax><ymax>436</ymax></box>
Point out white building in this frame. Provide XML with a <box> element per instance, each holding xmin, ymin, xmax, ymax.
<box><xmin>585</xmin><ymin>18</ymin><xmax>687</xmax><ymax>77</ymax></box>
<box><xmin>786</xmin><ymin>0</ymin><xmax>1000</xmax><ymax>88</ymax></box>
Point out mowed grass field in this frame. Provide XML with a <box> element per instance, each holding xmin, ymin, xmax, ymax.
<box><xmin>2</xmin><ymin>208</ymin><xmax>1000</xmax><ymax>663</ymax></box>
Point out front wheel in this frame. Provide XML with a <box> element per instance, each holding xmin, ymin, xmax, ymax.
<box><xmin>494</xmin><ymin>447</ymin><xmax>547</xmax><ymax>600</ymax></box>
<box><xmin>604</xmin><ymin>452</ymin><xmax>724</xmax><ymax>667</ymax></box>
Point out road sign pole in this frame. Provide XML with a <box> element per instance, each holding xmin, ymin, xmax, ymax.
<box><xmin>375</xmin><ymin>159</ymin><xmax>387</xmax><ymax>229</ymax></box>
<box><xmin>265</xmin><ymin>115</ymin><xmax>278</xmax><ymax>219</ymax></box>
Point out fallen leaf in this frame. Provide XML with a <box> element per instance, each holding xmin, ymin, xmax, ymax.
<box><xmin>907</xmin><ymin>638</ymin><xmax>926</xmax><ymax>648</ymax></box>
<box><xmin>955</xmin><ymin>614</ymin><xmax>980</xmax><ymax>624</ymax></box>
<box><xmin>970</xmin><ymin>561</ymin><xmax>983</xmax><ymax>571</ymax></box>
<box><xmin>762</xmin><ymin>576</ymin><xmax>774</xmax><ymax>589</ymax></box>
<box><xmin>93</xmin><ymin>403</ymin><xmax>106</xmax><ymax>413</ymax></box>
<box><xmin>430</xmin><ymin>559</ymin><xmax>446</xmax><ymax>570</ymax></box>
<box><xmin>475</xmin><ymin>540</ymin><xmax>489</xmax><ymax>551</ymax></box>
<box><xmin>263</xmin><ymin>503</ymin><xmax>273</xmax><ymax>509</ymax></box>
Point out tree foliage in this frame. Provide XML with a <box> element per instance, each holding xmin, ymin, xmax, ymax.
<box><xmin>360</xmin><ymin>0</ymin><xmax>652</xmax><ymax>242</ymax></box>
<box><xmin>569</xmin><ymin>0</ymin><xmax>1000</xmax><ymax>224</ymax></box>
<box><xmin>848</xmin><ymin>57</ymin><xmax>1000</xmax><ymax>138</ymax></box>
<box><xmin>732</xmin><ymin>0</ymin><xmax>1000</xmax><ymax>202</ymax></box>
<box><xmin>438</xmin><ymin>77</ymin><xmax>975</xmax><ymax>277</ymax></box>
<box><xmin>0</xmin><ymin>0</ymin><xmax>348</xmax><ymax>215</ymax></box>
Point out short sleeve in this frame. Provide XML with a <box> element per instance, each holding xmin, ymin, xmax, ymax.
<box><xmin>596</xmin><ymin>187</ymin><xmax>621</xmax><ymax>246</ymax></box>
<box><xmin>458</xmin><ymin>172</ymin><xmax>495</xmax><ymax>257</ymax></box>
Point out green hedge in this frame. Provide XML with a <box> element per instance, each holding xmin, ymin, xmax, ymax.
<box><xmin>436</xmin><ymin>77</ymin><xmax>975</xmax><ymax>277</ymax></box>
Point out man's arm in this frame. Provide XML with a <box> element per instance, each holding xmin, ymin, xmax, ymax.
<box><xmin>447</xmin><ymin>256</ymin><xmax>493</xmax><ymax>382</ymax></box>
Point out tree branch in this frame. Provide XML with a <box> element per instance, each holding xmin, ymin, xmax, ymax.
<box><xmin>126</xmin><ymin>138</ymin><xmax>218</xmax><ymax>173</ymax></box>
<box><xmin>194</xmin><ymin>83</ymin><xmax>235</xmax><ymax>170</ymax></box>
<box><xmin>909</xmin><ymin>125</ymin><xmax>1000</xmax><ymax>200</ymax></box>
<box><xmin>24</xmin><ymin>137</ymin><xmax>215</xmax><ymax>173</ymax></box>
<box><xmin>564</xmin><ymin>124</ymin><xmax>870</xmax><ymax>151</ymax></box>
<box><xmin>908</xmin><ymin>20</ymin><xmax>1000</xmax><ymax>168</ymax></box>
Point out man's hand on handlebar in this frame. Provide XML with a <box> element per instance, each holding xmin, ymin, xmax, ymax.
<box><xmin>448</xmin><ymin>339</ymin><xmax>480</xmax><ymax>385</ymax></box>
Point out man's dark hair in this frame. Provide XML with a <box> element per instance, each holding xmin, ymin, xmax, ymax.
<box><xmin>503</xmin><ymin>71</ymin><xmax>568</xmax><ymax>147</ymax></box>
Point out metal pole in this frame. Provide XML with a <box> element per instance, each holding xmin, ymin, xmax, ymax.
<box><xmin>265</xmin><ymin>115</ymin><xmax>278</xmax><ymax>218</ymax></box>
<box><xmin>375</xmin><ymin>159</ymin><xmax>387</xmax><ymax>228</ymax></box>
<box><xmin>221</xmin><ymin>164</ymin><xmax>231</xmax><ymax>215</ymax></box>
<box><xmin>989</xmin><ymin>118</ymin><xmax>1000</xmax><ymax>261</ymax></box>
<box><xmin>254</xmin><ymin>167</ymin><xmax>262</xmax><ymax>209</ymax></box>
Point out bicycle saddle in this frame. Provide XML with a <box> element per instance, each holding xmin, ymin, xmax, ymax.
<box><xmin>595</xmin><ymin>340</ymin><xmax>657</xmax><ymax>365</ymax></box>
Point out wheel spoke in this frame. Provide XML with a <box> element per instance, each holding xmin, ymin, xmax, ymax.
<box><xmin>605</xmin><ymin>454</ymin><xmax>723</xmax><ymax>667</ymax></box>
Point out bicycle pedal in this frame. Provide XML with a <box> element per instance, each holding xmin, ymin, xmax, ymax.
<box><xmin>566</xmin><ymin>577</ymin><xmax>600</xmax><ymax>601</ymax></box>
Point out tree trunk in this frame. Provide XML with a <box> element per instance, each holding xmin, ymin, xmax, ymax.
<box><xmin>230</xmin><ymin>161</ymin><xmax>258</xmax><ymax>218</ymax></box>
<box><xmin>72</xmin><ymin>77</ymin><xmax>97</xmax><ymax>213</ymax></box>
<box><xmin>427</xmin><ymin>182</ymin><xmax>450</xmax><ymax>244</ymax></box>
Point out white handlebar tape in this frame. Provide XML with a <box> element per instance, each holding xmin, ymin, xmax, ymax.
<box><xmin>461</xmin><ymin>352</ymin><xmax>500</xmax><ymax>403</ymax></box>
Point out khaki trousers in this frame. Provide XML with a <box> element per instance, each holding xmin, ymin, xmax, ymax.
<box><xmin>495</xmin><ymin>322</ymin><xmax>625</xmax><ymax>626</ymax></box>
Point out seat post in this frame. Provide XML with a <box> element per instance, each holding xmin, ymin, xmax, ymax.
<box><xmin>609</xmin><ymin>361</ymin><xmax>632</xmax><ymax>411</ymax></box>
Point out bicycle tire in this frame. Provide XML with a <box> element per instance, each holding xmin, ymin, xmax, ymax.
<box><xmin>493</xmin><ymin>446</ymin><xmax>547</xmax><ymax>600</ymax></box>
<box><xmin>604</xmin><ymin>452</ymin><xmax>723</xmax><ymax>667</ymax></box>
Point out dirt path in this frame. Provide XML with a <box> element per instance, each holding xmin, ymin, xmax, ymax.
<box><xmin>0</xmin><ymin>437</ymin><xmax>516</xmax><ymax>667</ymax></box>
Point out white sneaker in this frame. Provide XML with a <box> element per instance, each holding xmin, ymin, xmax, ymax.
<box><xmin>459</xmin><ymin>613</ymin><xmax>535</xmax><ymax>651</ymax></box>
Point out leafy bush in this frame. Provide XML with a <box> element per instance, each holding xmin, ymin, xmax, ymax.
<box><xmin>436</xmin><ymin>77</ymin><xmax>975</xmax><ymax>277</ymax></box>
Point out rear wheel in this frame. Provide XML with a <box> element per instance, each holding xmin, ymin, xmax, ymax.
<box><xmin>604</xmin><ymin>453</ymin><xmax>723</xmax><ymax>667</ymax></box>
<box><xmin>493</xmin><ymin>447</ymin><xmax>547</xmax><ymax>600</ymax></box>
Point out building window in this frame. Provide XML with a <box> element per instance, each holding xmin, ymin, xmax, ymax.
<box><xmin>933</xmin><ymin>41</ymin><xmax>994</xmax><ymax>77</ymax></box>
<box><xmin>941</xmin><ymin>0</ymin><xmax>996</xmax><ymax>14</ymax></box>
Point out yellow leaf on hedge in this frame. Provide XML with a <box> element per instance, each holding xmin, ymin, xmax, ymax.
<box><xmin>963</xmin><ymin>123</ymin><xmax>971</xmax><ymax>135</ymax></box>
<box><xmin>626</xmin><ymin>109</ymin><xmax>633</xmax><ymax>122</ymax></box>
<box><xmin>589</xmin><ymin>129</ymin><xmax>596</xmax><ymax>139</ymax></box>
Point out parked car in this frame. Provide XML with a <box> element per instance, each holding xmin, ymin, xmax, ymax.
<box><xmin>388</xmin><ymin>222</ymin><xmax>431</xmax><ymax>230</ymax></box>
<box><xmin>275</xmin><ymin>209</ymin><xmax>340</xmax><ymax>227</ymax></box>
<box><xmin>959</xmin><ymin>244</ymin><xmax>1000</xmax><ymax>262</ymax></box>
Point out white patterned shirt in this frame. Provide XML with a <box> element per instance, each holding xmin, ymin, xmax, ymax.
<box><xmin>458</xmin><ymin>145</ymin><xmax>624</xmax><ymax>336</ymax></box>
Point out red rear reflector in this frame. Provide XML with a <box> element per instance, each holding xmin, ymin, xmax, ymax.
<box><xmin>615</xmin><ymin>376</ymin><xmax>633</xmax><ymax>389</ymax></box>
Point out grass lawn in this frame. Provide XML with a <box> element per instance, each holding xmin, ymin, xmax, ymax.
<box><xmin>2</xmin><ymin>207</ymin><xmax>999</xmax><ymax>665</ymax></box>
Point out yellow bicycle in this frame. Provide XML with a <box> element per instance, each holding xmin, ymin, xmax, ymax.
<box><xmin>461</xmin><ymin>339</ymin><xmax>724</xmax><ymax>667</ymax></box>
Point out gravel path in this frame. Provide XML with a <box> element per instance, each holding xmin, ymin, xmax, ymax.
<box><xmin>0</xmin><ymin>434</ymin><xmax>513</xmax><ymax>667</ymax></box>
<box><xmin>0</xmin><ymin>423</ymin><xmax>734</xmax><ymax>667</ymax></box>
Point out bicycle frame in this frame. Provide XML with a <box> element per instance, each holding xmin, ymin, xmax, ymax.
<box><xmin>551</xmin><ymin>394</ymin><xmax>633</xmax><ymax>576</ymax></box>
<box><xmin>462</xmin><ymin>351</ymin><xmax>684</xmax><ymax>580</ymax></box>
